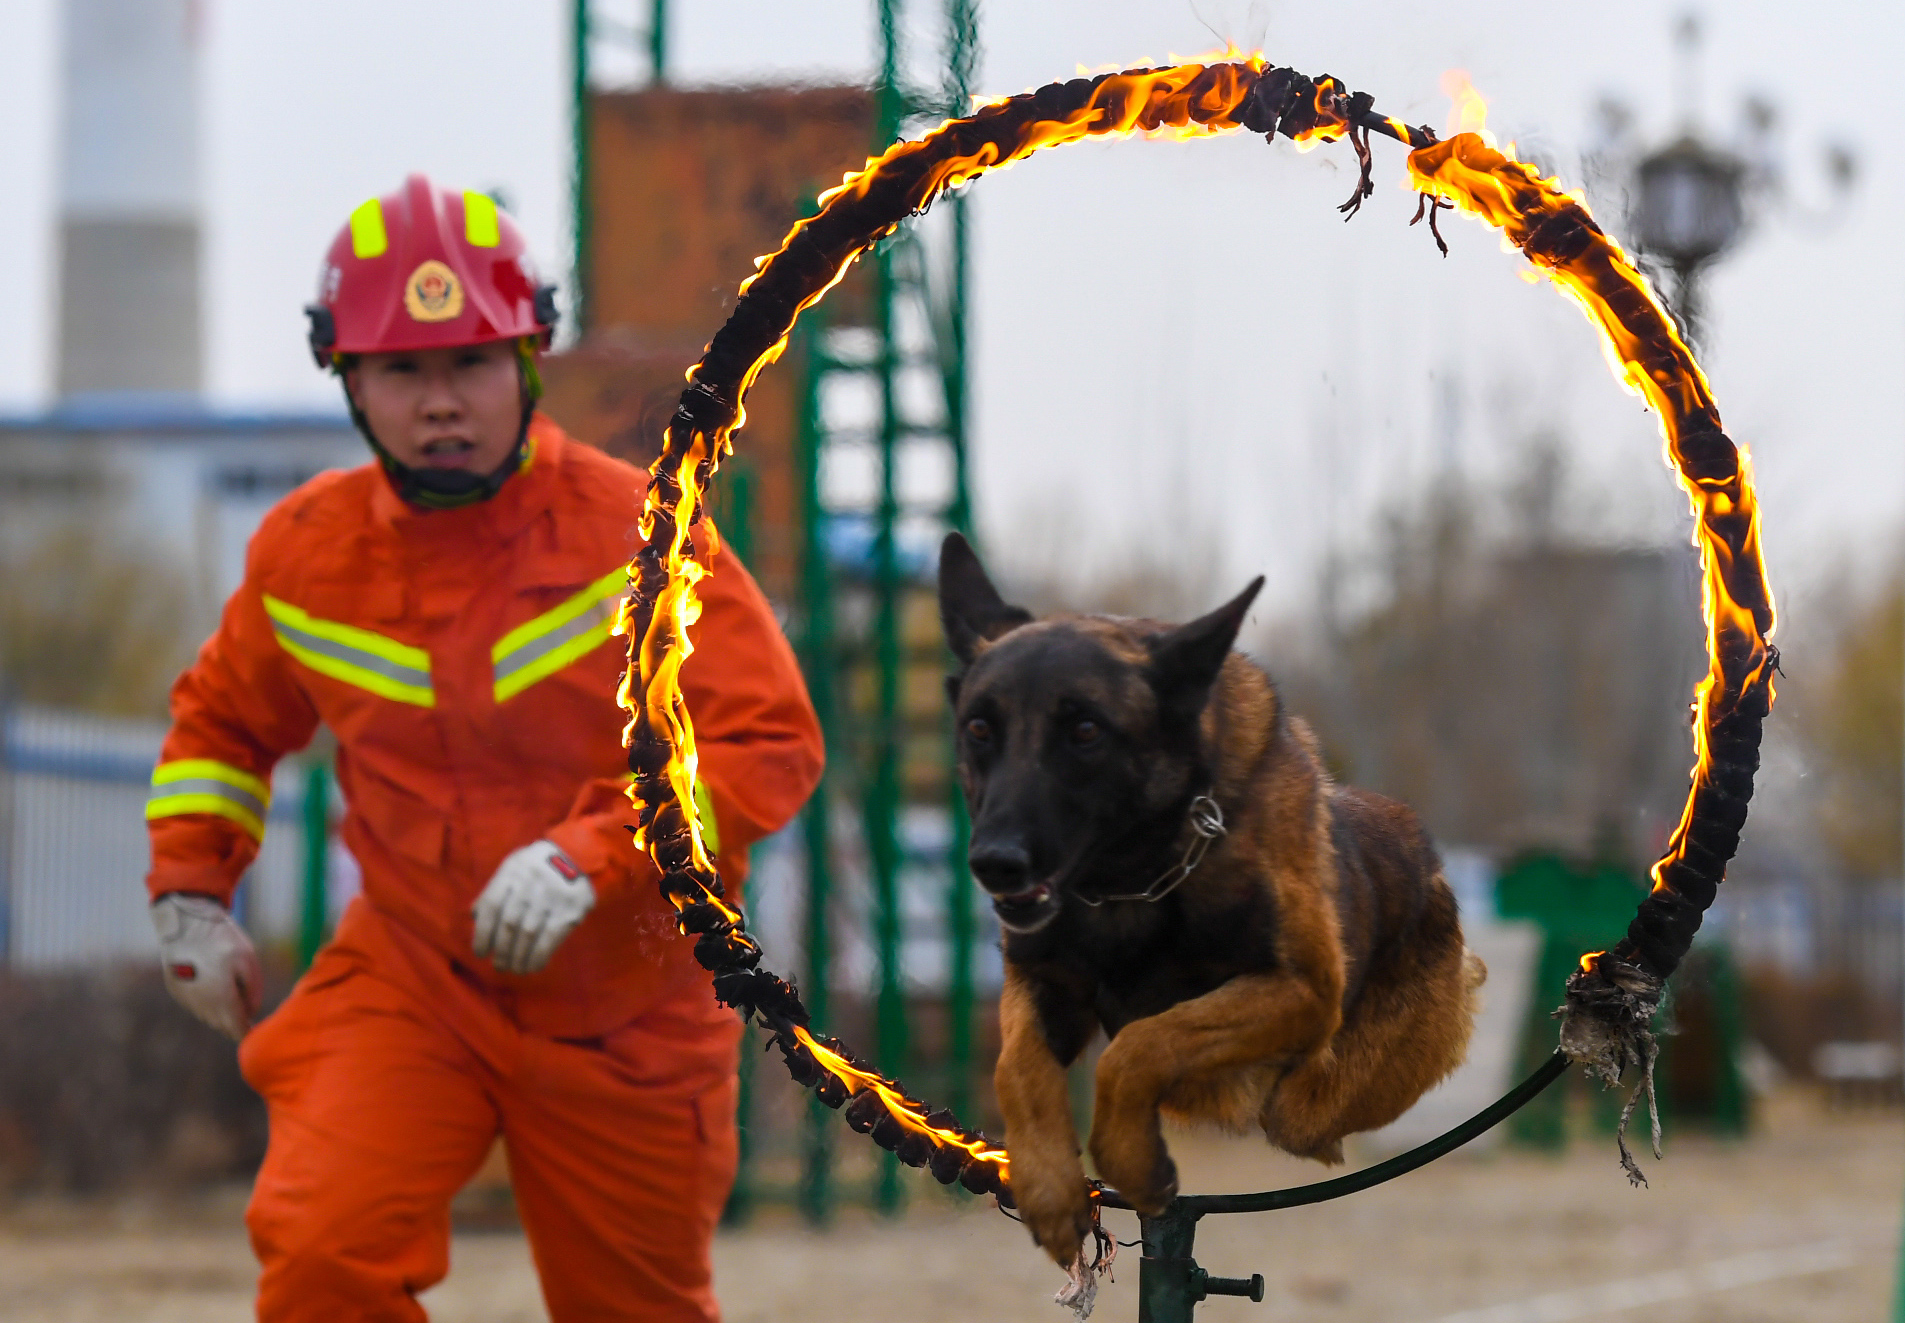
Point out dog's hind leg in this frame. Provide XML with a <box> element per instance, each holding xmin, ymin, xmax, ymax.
<box><xmin>1263</xmin><ymin>939</ymin><xmax>1481</xmax><ymax>1157</ymax></box>
<box><xmin>996</xmin><ymin>967</ymin><xmax>1096</xmax><ymax>1267</ymax></box>
<box><xmin>1091</xmin><ymin>970</ymin><xmax>1340</xmax><ymax>1215</ymax></box>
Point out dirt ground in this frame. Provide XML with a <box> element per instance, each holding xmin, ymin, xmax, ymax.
<box><xmin>0</xmin><ymin>1088</ymin><xmax>1897</xmax><ymax>1323</ymax></box>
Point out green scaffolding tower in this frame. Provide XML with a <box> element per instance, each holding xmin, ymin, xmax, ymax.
<box><xmin>792</xmin><ymin>0</ymin><xmax>981</xmax><ymax>1221</ymax></box>
<box><xmin>570</xmin><ymin>0</ymin><xmax>983</xmax><ymax>1227</ymax></box>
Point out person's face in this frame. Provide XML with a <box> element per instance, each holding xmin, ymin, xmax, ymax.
<box><xmin>345</xmin><ymin>342</ymin><xmax>524</xmax><ymax>472</ymax></box>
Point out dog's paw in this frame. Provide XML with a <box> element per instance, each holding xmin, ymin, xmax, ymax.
<box><xmin>1008</xmin><ymin>1164</ymin><xmax>1094</xmax><ymax>1266</ymax></box>
<box><xmin>1089</xmin><ymin>1125</ymin><xmax>1179</xmax><ymax>1217</ymax></box>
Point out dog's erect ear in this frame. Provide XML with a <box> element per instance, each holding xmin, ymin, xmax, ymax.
<box><xmin>938</xmin><ymin>532</ymin><xmax>1033</xmax><ymax>666</ymax></box>
<box><xmin>1148</xmin><ymin>576</ymin><xmax>1265</xmax><ymax>719</ymax></box>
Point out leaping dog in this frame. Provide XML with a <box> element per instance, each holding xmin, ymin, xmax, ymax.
<box><xmin>938</xmin><ymin>533</ymin><xmax>1484</xmax><ymax>1266</ymax></box>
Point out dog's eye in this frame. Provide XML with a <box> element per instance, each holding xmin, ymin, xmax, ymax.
<box><xmin>965</xmin><ymin>717</ymin><xmax>992</xmax><ymax>743</ymax></box>
<box><xmin>1070</xmin><ymin>719</ymin><xmax>1100</xmax><ymax>746</ymax></box>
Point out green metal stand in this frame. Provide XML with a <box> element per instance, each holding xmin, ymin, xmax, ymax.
<box><xmin>1137</xmin><ymin>1210</ymin><xmax>1265</xmax><ymax>1323</ymax></box>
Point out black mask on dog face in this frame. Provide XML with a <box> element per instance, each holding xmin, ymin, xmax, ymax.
<box><xmin>936</xmin><ymin>533</ymin><xmax>1261</xmax><ymax>936</ymax></box>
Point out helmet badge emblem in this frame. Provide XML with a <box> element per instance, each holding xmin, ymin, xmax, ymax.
<box><xmin>404</xmin><ymin>260</ymin><xmax>464</xmax><ymax>323</ymax></box>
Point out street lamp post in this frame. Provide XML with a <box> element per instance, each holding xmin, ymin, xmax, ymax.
<box><xmin>1629</xmin><ymin>135</ymin><xmax>1746</xmax><ymax>349</ymax></box>
<box><xmin>1595</xmin><ymin>13</ymin><xmax>1851</xmax><ymax>351</ymax></box>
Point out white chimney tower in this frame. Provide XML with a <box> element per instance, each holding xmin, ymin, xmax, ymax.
<box><xmin>55</xmin><ymin>0</ymin><xmax>202</xmax><ymax>397</ymax></box>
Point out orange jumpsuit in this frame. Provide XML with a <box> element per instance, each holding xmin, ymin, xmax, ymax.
<box><xmin>146</xmin><ymin>419</ymin><xmax>822</xmax><ymax>1321</ymax></box>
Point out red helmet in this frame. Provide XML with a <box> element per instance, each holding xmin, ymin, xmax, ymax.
<box><xmin>305</xmin><ymin>173</ymin><xmax>557</xmax><ymax>366</ymax></box>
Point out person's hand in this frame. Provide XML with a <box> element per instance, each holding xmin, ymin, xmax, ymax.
<box><xmin>152</xmin><ymin>894</ymin><xmax>263</xmax><ymax>1040</ymax></box>
<box><xmin>471</xmin><ymin>841</ymin><xmax>596</xmax><ymax>974</ymax></box>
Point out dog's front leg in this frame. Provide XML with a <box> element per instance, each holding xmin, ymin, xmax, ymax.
<box><xmin>996</xmin><ymin>966</ymin><xmax>1096</xmax><ymax>1267</ymax></box>
<box><xmin>1090</xmin><ymin>972</ymin><xmax>1339</xmax><ymax>1214</ymax></box>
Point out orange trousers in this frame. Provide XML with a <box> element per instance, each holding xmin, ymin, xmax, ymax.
<box><xmin>239</xmin><ymin>900</ymin><xmax>741</xmax><ymax>1322</ymax></box>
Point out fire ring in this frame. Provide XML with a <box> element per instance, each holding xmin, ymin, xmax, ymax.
<box><xmin>609</xmin><ymin>57</ymin><xmax>1777</xmax><ymax>1205</ymax></box>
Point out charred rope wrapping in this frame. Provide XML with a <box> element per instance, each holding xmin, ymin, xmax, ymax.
<box><xmin>615</xmin><ymin>60</ymin><xmax>1772</xmax><ymax>1201</ymax></box>
<box><xmin>1406</xmin><ymin>133</ymin><xmax>1777</xmax><ymax>1178</ymax></box>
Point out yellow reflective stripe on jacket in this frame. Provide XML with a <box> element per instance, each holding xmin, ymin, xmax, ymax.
<box><xmin>492</xmin><ymin>568</ymin><xmax>628</xmax><ymax>703</ymax></box>
<box><xmin>146</xmin><ymin>759</ymin><xmax>271</xmax><ymax>841</ymax></box>
<box><xmin>693</xmin><ymin>777</ymin><xmax>721</xmax><ymax>855</ymax></box>
<box><xmin>262</xmin><ymin>594</ymin><xmax>436</xmax><ymax>707</ymax></box>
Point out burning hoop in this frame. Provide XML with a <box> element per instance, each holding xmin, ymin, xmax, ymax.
<box><xmin>609</xmin><ymin>55</ymin><xmax>1776</xmax><ymax>1206</ymax></box>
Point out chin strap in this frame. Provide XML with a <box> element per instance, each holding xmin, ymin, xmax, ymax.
<box><xmin>1077</xmin><ymin>794</ymin><xmax>1227</xmax><ymax>906</ymax></box>
<box><xmin>338</xmin><ymin>336</ymin><xmax>543</xmax><ymax>510</ymax></box>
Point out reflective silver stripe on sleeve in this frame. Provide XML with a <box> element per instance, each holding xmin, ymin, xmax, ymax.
<box><xmin>492</xmin><ymin>598</ymin><xmax>618</xmax><ymax>686</ymax></box>
<box><xmin>270</xmin><ymin>617</ymin><xmax>433</xmax><ymax>689</ymax></box>
<box><xmin>145</xmin><ymin>777</ymin><xmax>269</xmax><ymax>820</ymax></box>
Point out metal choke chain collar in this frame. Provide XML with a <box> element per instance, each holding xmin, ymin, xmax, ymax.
<box><xmin>1082</xmin><ymin>795</ymin><xmax>1227</xmax><ymax>905</ymax></box>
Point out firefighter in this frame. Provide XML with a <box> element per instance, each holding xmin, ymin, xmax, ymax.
<box><xmin>144</xmin><ymin>175</ymin><xmax>822</xmax><ymax>1322</ymax></box>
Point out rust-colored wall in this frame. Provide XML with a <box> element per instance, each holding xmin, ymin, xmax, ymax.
<box><xmin>540</xmin><ymin>85</ymin><xmax>876</xmax><ymax>604</ymax></box>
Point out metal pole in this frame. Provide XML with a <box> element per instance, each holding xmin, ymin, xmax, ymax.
<box><xmin>868</xmin><ymin>243</ymin><xmax>907</xmax><ymax>1216</ymax></box>
<box><xmin>940</xmin><ymin>0</ymin><xmax>978</xmax><ymax>1128</ymax></box>
<box><xmin>795</xmin><ymin>314</ymin><xmax>838</xmax><ymax>1225</ymax></box>
<box><xmin>297</xmin><ymin>762</ymin><xmax>330</xmax><ymax>971</ymax></box>
<box><xmin>570</xmin><ymin>0</ymin><xmax>591</xmax><ymax>336</ymax></box>
<box><xmin>648</xmin><ymin>0</ymin><xmax>668</xmax><ymax>84</ymax></box>
<box><xmin>941</xmin><ymin>191</ymin><xmax>975</xmax><ymax>1123</ymax></box>
<box><xmin>866</xmin><ymin>0</ymin><xmax>909</xmax><ymax>1217</ymax></box>
<box><xmin>1137</xmin><ymin>1208</ymin><xmax>1201</xmax><ymax>1323</ymax></box>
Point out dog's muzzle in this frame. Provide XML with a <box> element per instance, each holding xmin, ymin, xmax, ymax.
<box><xmin>988</xmin><ymin>880</ymin><xmax>1060</xmax><ymax>933</ymax></box>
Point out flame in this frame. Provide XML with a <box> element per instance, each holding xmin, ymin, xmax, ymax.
<box><xmin>791</xmin><ymin>1024</ymin><xmax>1013</xmax><ymax>1177</ymax></box>
<box><xmin>816</xmin><ymin>56</ymin><xmax>1271</xmax><ymax>215</ymax></box>
<box><xmin>1440</xmin><ymin>69</ymin><xmax>1495</xmax><ymax>147</ymax></box>
<box><xmin>1408</xmin><ymin>132</ymin><xmax>1776</xmax><ymax>942</ymax></box>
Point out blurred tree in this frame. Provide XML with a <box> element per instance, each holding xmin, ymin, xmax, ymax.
<box><xmin>0</xmin><ymin>525</ymin><xmax>197</xmax><ymax>718</ymax></box>
<box><xmin>1278</xmin><ymin>442</ymin><xmax>1706</xmax><ymax>868</ymax></box>
<box><xmin>1800</xmin><ymin>573</ymin><xmax>1902</xmax><ymax>880</ymax></box>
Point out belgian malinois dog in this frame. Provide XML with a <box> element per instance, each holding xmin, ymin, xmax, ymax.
<box><xmin>938</xmin><ymin>533</ymin><xmax>1483</xmax><ymax>1266</ymax></box>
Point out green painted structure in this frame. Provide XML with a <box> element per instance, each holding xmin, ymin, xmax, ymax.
<box><xmin>1496</xmin><ymin>852</ymin><xmax>1748</xmax><ymax>1144</ymax></box>
<box><xmin>567</xmin><ymin>0</ymin><xmax>982</xmax><ymax>1223</ymax></box>
<box><xmin>788</xmin><ymin>0</ymin><xmax>981</xmax><ymax>1220</ymax></box>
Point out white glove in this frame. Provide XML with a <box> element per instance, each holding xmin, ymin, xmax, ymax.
<box><xmin>471</xmin><ymin>840</ymin><xmax>596</xmax><ymax>975</ymax></box>
<box><xmin>152</xmin><ymin>893</ymin><xmax>262</xmax><ymax>1040</ymax></box>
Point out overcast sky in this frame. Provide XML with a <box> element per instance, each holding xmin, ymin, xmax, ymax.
<box><xmin>0</xmin><ymin>0</ymin><xmax>1898</xmax><ymax>627</ymax></box>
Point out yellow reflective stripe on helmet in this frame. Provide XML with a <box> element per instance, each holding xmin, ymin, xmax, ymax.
<box><xmin>146</xmin><ymin>759</ymin><xmax>272</xmax><ymax>841</ymax></box>
<box><xmin>464</xmin><ymin>191</ymin><xmax>501</xmax><ymax>248</ymax></box>
<box><xmin>349</xmin><ymin>198</ymin><xmax>389</xmax><ymax>259</ymax></box>
<box><xmin>262</xmin><ymin>594</ymin><xmax>435</xmax><ymax>707</ymax></box>
<box><xmin>491</xmin><ymin>568</ymin><xmax>628</xmax><ymax>703</ymax></box>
